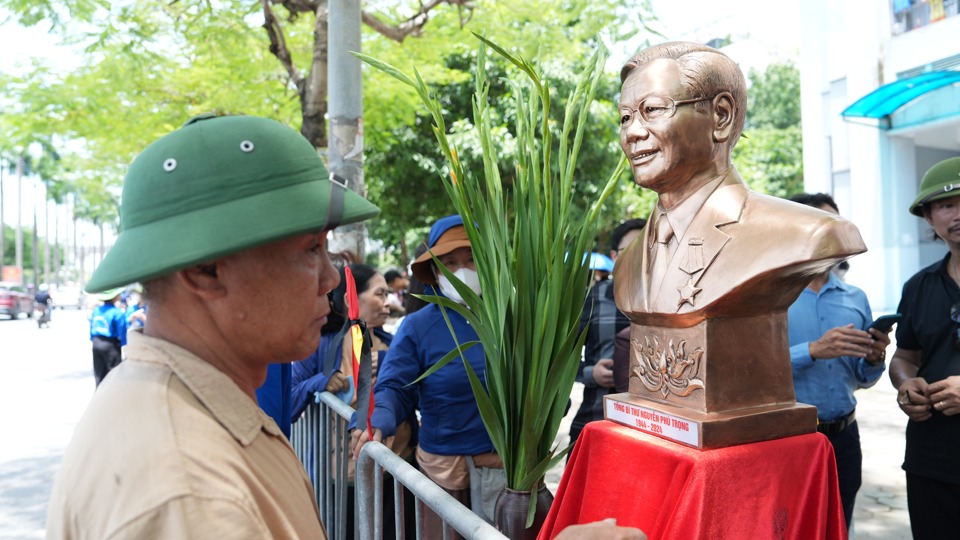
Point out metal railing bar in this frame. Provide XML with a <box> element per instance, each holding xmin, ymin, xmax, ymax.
<box><xmin>356</xmin><ymin>442</ymin><xmax>507</xmax><ymax>540</ymax></box>
<box><xmin>394</xmin><ymin>477</ymin><xmax>406</xmax><ymax>540</ymax></box>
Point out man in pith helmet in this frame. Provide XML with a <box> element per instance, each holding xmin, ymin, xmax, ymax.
<box><xmin>47</xmin><ymin>113</ymin><xmax>379</xmax><ymax>539</ymax></box>
<box><xmin>890</xmin><ymin>156</ymin><xmax>960</xmax><ymax>540</ymax></box>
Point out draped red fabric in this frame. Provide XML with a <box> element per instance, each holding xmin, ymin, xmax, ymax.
<box><xmin>538</xmin><ymin>421</ymin><xmax>847</xmax><ymax>540</ymax></box>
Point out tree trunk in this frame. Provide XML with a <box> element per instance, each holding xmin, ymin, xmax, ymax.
<box><xmin>44</xmin><ymin>199</ymin><xmax>51</xmax><ymax>286</ymax></box>
<box><xmin>0</xmin><ymin>159</ymin><xmax>5</xmax><ymax>275</ymax></box>
<box><xmin>32</xmin><ymin>188</ymin><xmax>39</xmax><ymax>289</ymax></box>
<box><xmin>301</xmin><ymin>3</ymin><xmax>329</xmax><ymax>149</ymax></box>
<box><xmin>73</xmin><ymin>197</ymin><xmax>79</xmax><ymax>286</ymax></box>
<box><xmin>53</xmin><ymin>204</ymin><xmax>61</xmax><ymax>287</ymax></box>
<box><xmin>261</xmin><ymin>0</ymin><xmax>476</xmax><ymax>259</ymax></box>
<box><xmin>99</xmin><ymin>223</ymin><xmax>105</xmax><ymax>268</ymax></box>
<box><xmin>15</xmin><ymin>157</ymin><xmax>24</xmax><ymax>286</ymax></box>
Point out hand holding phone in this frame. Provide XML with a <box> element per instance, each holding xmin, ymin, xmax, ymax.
<box><xmin>868</xmin><ymin>313</ymin><xmax>903</xmax><ymax>334</ymax></box>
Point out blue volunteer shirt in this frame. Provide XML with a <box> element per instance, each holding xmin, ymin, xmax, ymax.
<box><xmin>787</xmin><ymin>272</ymin><xmax>884</xmax><ymax>422</ymax></box>
<box><xmin>89</xmin><ymin>304</ymin><xmax>129</xmax><ymax>346</ymax></box>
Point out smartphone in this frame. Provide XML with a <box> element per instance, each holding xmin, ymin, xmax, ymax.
<box><xmin>868</xmin><ymin>313</ymin><xmax>903</xmax><ymax>333</ymax></box>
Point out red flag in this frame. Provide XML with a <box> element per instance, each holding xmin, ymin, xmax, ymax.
<box><xmin>344</xmin><ymin>267</ymin><xmax>376</xmax><ymax>437</ymax></box>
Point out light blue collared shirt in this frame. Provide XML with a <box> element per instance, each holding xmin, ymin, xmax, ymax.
<box><xmin>787</xmin><ymin>272</ymin><xmax>885</xmax><ymax>421</ymax></box>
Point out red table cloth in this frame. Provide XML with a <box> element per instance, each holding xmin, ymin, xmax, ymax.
<box><xmin>538</xmin><ymin>421</ymin><xmax>847</xmax><ymax>540</ymax></box>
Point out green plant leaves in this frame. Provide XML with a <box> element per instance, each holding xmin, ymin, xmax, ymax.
<box><xmin>357</xmin><ymin>36</ymin><xmax>622</xmax><ymax>514</ymax></box>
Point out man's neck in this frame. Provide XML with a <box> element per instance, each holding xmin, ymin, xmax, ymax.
<box><xmin>144</xmin><ymin>303</ymin><xmax>264</xmax><ymax>401</ymax></box>
<box><xmin>807</xmin><ymin>272</ymin><xmax>831</xmax><ymax>294</ymax></box>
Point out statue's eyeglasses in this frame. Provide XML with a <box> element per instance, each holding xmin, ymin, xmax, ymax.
<box><xmin>620</xmin><ymin>96</ymin><xmax>712</xmax><ymax>126</ymax></box>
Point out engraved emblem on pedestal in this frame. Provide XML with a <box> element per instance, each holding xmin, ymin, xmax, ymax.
<box><xmin>631</xmin><ymin>335</ymin><xmax>705</xmax><ymax>398</ymax></box>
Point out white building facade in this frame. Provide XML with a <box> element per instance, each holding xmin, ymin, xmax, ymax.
<box><xmin>800</xmin><ymin>0</ymin><xmax>960</xmax><ymax>311</ymax></box>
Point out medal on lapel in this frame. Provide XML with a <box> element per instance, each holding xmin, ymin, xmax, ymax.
<box><xmin>678</xmin><ymin>238</ymin><xmax>705</xmax><ymax>308</ymax></box>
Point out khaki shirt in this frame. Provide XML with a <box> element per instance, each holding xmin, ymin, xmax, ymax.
<box><xmin>47</xmin><ymin>331</ymin><xmax>326</xmax><ymax>539</ymax></box>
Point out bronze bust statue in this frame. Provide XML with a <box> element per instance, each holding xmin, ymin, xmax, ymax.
<box><xmin>606</xmin><ymin>42</ymin><xmax>866</xmax><ymax>448</ymax></box>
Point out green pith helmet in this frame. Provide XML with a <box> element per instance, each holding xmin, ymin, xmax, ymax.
<box><xmin>910</xmin><ymin>157</ymin><xmax>960</xmax><ymax>217</ymax></box>
<box><xmin>94</xmin><ymin>287</ymin><xmax>125</xmax><ymax>303</ymax></box>
<box><xmin>85</xmin><ymin>113</ymin><xmax>379</xmax><ymax>293</ymax></box>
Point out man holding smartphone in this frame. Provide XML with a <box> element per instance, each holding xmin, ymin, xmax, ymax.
<box><xmin>786</xmin><ymin>193</ymin><xmax>892</xmax><ymax>532</ymax></box>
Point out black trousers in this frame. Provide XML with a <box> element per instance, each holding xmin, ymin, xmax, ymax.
<box><xmin>907</xmin><ymin>471</ymin><xmax>960</xmax><ymax>540</ymax></box>
<box><xmin>824</xmin><ymin>420</ymin><xmax>862</xmax><ymax>531</ymax></box>
<box><xmin>92</xmin><ymin>336</ymin><xmax>122</xmax><ymax>386</ymax></box>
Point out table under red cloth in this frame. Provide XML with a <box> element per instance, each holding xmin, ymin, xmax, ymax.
<box><xmin>538</xmin><ymin>421</ymin><xmax>846</xmax><ymax>540</ymax></box>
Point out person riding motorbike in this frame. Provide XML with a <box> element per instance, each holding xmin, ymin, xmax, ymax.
<box><xmin>35</xmin><ymin>286</ymin><xmax>52</xmax><ymax>327</ymax></box>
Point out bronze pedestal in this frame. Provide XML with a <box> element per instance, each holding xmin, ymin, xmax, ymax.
<box><xmin>603</xmin><ymin>312</ymin><xmax>818</xmax><ymax>449</ymax></box>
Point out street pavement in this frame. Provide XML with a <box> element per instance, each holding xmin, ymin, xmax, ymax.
<box><xmin>0</xmin><ymin>309</ymin><xmax>94</xmax><ymax>540</ymax></box>
<box><xmin>0</xmin><ymin>311</ymin><xmax>912</xmax><ymax>539</ymax></box>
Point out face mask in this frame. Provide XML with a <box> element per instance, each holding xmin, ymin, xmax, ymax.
<box><xmin>438</xmin><ymin>268</ymin><xmax>482</xmax><ymax>304</ymax></box>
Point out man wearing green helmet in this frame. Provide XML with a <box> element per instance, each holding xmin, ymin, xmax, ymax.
<box><xmin>890</xmin><ymin>156</ymin><xmax>960</xmax><ymax>539</ymax></box>
<box><xmin>88</xmin><ymin>287</ymin><xmax>128</xmax><ymax>386</ymax></box>
<box><xmin>46</xmin><ymin>113</ymin><xmax>379</xmax><ymax>539</ymax></box>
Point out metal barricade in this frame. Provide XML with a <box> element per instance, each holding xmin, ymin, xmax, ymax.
<box><xmin>293</xmin><ymin>392</ymin><xmax>506</xmax><ymax>540</ymax></box>
<box><xmin>356</xmin><ymin>442</ymin><xmax>507</xmax><ymax>540</ymax></box>
<box><xmin>291</xmin><ymin>391</ymin><xmax>355</xmax><ymax>540</ymax></box>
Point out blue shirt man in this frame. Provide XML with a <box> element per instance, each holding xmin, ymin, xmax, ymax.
<box><xmin>89</xmin><ymin>289</ymin><xmax>129</xmax><ymax>386</ymax></box>
<box><xmin>788</xmin><ymin>271</ymin><xmax>885</xmax><ymax>417</ymax></box>
<box><xmin>786</xmin><ymin>192</ymin><xmax>891</xmax><ymax>531</ymax></box>
<box><xmin>90</xmin><ymin>302</ymin><xmax>128</xmax><ymax>345</ymax></box>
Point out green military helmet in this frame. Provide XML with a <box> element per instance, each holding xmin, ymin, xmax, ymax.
<box><xmin>86</xmin><ymin>113</ymin><xmax>379</xmax><ymax>293</ymax></box>
<box><xmin>909</xmin><ymin>157</ymin><xmax>960</xmax><ymax>217</ymax></box>
<box><xmin>94</xmin><ymin>287</ymin><xmax>125</xmax><ymax>303</ymax></box>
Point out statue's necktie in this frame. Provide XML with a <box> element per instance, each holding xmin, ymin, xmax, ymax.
<box><xmin>656</xmin><ymin>214</ymin><xmax>674</xmax><ymax>245</ymax></box>
<box><xmin>649</xmin><ymin>213</ymin><xmax>676</xmax><ymax>299</ymax></box>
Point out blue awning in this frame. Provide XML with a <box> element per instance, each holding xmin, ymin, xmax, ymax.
<box><xmin>841</xmin><ymin>71</ymin><xmax>960</xmax><ymax>126</ymax></box>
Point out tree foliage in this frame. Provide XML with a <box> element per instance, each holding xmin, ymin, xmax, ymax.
<box><xmin>364</xmin><ymin>49</ymin><xmax>653</xmax><ymax>263</ymax></box>
<box><xmin>745</xmin><ymin>62</ymin><xmax>802</xmax><ymax>129</ymax></box>
<box><xmin>733</xmin><ymin>61</ymin><xmax>804</xmax><ymax>199</ymax></box>
<box><xmin>1</xmin><ymin>0</ymin><xmax>658</xmax><ymax>258</ymax></box>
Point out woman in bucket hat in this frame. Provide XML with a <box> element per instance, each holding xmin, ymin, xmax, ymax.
<box><xmin>352</xmin><ymin>214</ymin><xmax>504</xmax><ymax>538</ymax></box>
<box><xmin>349</xmin><ymin>216</ymin><xmax>647</xmax><ymax>540</ymax></box>
<box><xmin>890</xmin><ymin>156</ymin><xmax>960</xmax><ymax>539</ymax></box>
<box><xmin>47</xmin><ymin>113</ymin><xmax>378</xmax><ymax>539</ymax></box>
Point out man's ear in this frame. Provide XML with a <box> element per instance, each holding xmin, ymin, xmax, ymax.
<box><xmin>175</xmin><ymin>263</ymin><xmax>226</xmax><ymax>300</ymax></box>
<box><xmin>712</xmin><ymin>92</ymin><xmax>735</xmax><ymax>143</ymax></box>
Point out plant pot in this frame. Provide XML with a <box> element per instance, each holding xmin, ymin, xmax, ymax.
<box><xmin>494</xmin><ymin>485</ymin><xmax>554</xmax><ymax>540</ymax></box>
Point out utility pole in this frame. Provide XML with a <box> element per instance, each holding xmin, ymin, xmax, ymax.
<box><xmin>327</xmin><ymin>0</ymin><xmax>366</xmax><ymax>259</ymax></box>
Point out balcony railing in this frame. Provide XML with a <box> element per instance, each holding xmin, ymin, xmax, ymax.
<box><xmin>892</xmin><ymin>0</ymin><xmax>960</xmax><ymax>35</ymax></box>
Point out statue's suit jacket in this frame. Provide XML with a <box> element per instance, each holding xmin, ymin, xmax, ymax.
<box><xmin>614</xmin><ymin>168</ymin><xmax>867</xmax><ymax>323</ymax></box>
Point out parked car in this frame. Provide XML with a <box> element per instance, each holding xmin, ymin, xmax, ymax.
<box><xmin>0</xmin><ymin>282</ymin><xmax>35</xmax><ymax>319</ymax></box>
<box><xmin>51</xmin><ymin>286</ymin><xmax>87</xmax><ymax>310</ymax></box>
